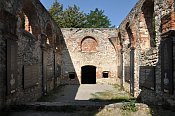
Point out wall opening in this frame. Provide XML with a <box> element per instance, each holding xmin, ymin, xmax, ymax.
<box><xmin>21</xmin><ymin>0</ymin><xmax>41</xmax><ymax>38</ymax></box>
<box><xmin>46</xmin><ymin>23</ymin><xmax>53</xmax><ymax>45</ymax></box>
<box><xmin>81</xmin><ymin>65</ymin><xmax>96</xmax><ymax>84</ymax></box>
<box><xmin>103</xmin><ymin>71</ymin><xmax>109</xmax><ymax>78</ymax></box>
<box><xmin>141</xmin><ymin>0</ymin><xmax>155</xmax><ymax>47</ymax></box>
<box><xmin>18</xmin><ymin>13</ymin><xmax>32</xmax><ymax>33</ymax></box>
<box><xmin>69</xmin><ymin>72</ymin><xmax>76</xmax><ymax>80</ymax></box>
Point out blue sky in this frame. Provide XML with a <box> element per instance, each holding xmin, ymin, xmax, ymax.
<box><xmin>40</xmin><ymin>0</ymin><xmax>138</xmax><ymax>27</ymax></box>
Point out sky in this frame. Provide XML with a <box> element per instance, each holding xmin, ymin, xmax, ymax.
<box><xmin>40</xmin><ymin>0</ymin><xmax>138</xmax><ymax>27</ymax></box>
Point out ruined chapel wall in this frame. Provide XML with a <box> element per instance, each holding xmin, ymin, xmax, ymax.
<box><xmin>61</xmin><ymin>28</ymin><xmax>118</xmax><ymax>84</ymax></box>
<box><xmin>116</xmin><ymin>0</ymin><xmax>175</xmax><ymax>104</ymax></box>
<box><xmin>0</xmin><ymin>0</ymin><xmax>62</xmax><ymax>109</ymax></box>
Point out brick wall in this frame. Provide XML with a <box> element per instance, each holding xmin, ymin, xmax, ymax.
<box><xmin>114</xmin><ymin>0</ymin><xmax>175</xmax><ymax>104</ymax></box>
<box><xmin>61</xmin><ymin>28</ymin><xmax>119</xmax><ymax>84</ymax></box>
<box><xmin>0</xmin><ymin>0</ymin><xmax>62</xmax><ymax>109</ymax></box>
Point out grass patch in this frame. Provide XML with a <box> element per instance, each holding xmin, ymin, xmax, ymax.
<box><xmin>120</xmin><ymin>100</ymin><xmax>138</xmax><ymax>116</ymax></box>
<box><xmin>121</xmin><ymin>100</ymin><xmax>138</xmax><ymax>112</ymax></box>
<box><xmin>90</xmin><ymin>84</ymin><xmax>135</xmax><ymax>102</ymax></box>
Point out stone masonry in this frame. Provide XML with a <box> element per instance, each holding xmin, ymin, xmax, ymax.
<box><xmin>114</xmin><ymin>0</ymin><xmax>175</xmax><ymax>105</ymax></box>
<box><xmin>1</xmin><ymin>0</ymin><xmax>175</xmax><ymax>110</ymax></box>
<box><xmin>0</xmin><ymin>0</ymin><xmax>63</xmax><ymax>110</ymax></box>
<box><xmin>61</xmin><ymin>28</ymin><xmax>118</xmax><ymax>84</ymax></box>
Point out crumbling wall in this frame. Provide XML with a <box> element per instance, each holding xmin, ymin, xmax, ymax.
<box><xmin>61</xmin><ymin>28</ymin><xmax>118</xmax><ymax>84</ymax></box>
<box><xmin>0</xmin><ymin>0</ymin><xmax>62</xmax><ymax>109</ymax></box>
<box><xmin>113</xmin><ymin>0</ymin><xmax>175</xmax><ymax>104</ymax></box>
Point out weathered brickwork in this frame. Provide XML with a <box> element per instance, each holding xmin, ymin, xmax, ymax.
<box><xmin>61</xmin><ymin>28</ymin><xmax>118</xmax><ymax>84</ymax></box>
<box><xmin>0</xmin><ymin>0</ymin><xmax>62</xmax><ymax>110</ymax></box>
<box><xmin>1</xmin><ymin>0</ymin><xmax>175</xmax><ymax>110</ymax></box>
<box><xmin>112</xmin><ymin>0</ymin><xmax>175</xmax><ymax>105</ymax></box>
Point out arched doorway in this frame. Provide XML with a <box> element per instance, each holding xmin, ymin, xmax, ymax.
<box><xmin>81</xmin><ymin>65</ymin><xmax>96</xmax><ymax>84</ymax></box>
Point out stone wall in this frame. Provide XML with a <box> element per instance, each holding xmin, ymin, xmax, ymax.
<box><xmin>0</xmin><ymin>26</ymin><xmax>6</xmax><ymax>110</ymax></box>
<box><xmin>1</xmin><ymin>0</ymin><xmax>175</xmax><ymax>109</ymax></box>
<box><xmin>61</xmin><ymin>28</ymin><xmax>119</xmax><ymax>84</ymax></box>
<box><xmin>0</xmin><ymin>0</ymin><xmax>62</xmax><ymax>109</ymax></box>
<box><xmin>112</xmin><ymin>0</ymin><xmax>175</xmax><ymax>104</ymax></box>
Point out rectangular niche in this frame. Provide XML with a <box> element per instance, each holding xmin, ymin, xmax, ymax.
<box><xmin>161</xmin><ymin>37</ymin><xmax>173</xmax><ymax>94</ymax></box>
<box><xmin>23</xmin><ymin>64</ymin><xmax>39</xmax><ymax>89</ymax></box>
<box><xmin>139</xmin><ymin>66</ymin><xmax>155</xmax><ymax>90</ymax></box>
<box><xmin>103</xmin><ymin>71</ymin><xmax>109</xmax><ymax>78</ymax></box>
<box><xmin>69</xmin><ymin>72</ymin><xmax>76</xmax><ymax>80</ymax></box>
<box><xmin>46</xmin><ymin>65</ymin><xmax>54</xmax><ymax>80</ymax></box>
<box><xmin>7</xmin><ymin>39</ymin><xmax>17</xmax><ymax>95</ymax></box>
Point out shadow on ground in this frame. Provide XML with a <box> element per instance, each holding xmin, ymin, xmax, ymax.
<box><xmin>1</xmin><ymin>84</ymin><xmax>175</xmax><ymax>116</ymax></box>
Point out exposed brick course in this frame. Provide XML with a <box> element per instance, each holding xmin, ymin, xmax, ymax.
<box><xmin>1</xmin><ymin>0</ymin><xmax>175</xmax><ymax>110</ymax></box>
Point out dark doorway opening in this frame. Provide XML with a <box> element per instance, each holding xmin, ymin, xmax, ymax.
<box><xmin>81</xmin><ymin>65</ymin><xmax>96</xmax><ymax>84</ymax></box>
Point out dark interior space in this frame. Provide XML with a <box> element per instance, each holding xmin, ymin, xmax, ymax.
<box><xmin>69</xmin><ymin>72</ymin><xmax>76</xmax><ymax>80</ymax></box>
<box><xmin>103</xmin><ymin>71</ymin><xmax>109</xmax><ymax>78</ymax></box>
<box><xmin>81</xmin><ymin>65</ymin><xmax>96</xmax><ymax>84</ymax></box>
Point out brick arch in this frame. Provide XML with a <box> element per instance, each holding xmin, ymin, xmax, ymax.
<box><xmin>55</xmin><ymin>33</ymin><xmax>63</xmax><ymax>51</ymax></box>
<box><xmin>21</xmin><ymin>0</ymin><xmax>41</xmax><ymax>39</ymax></box>
<box><xmin>118</xmin><ymin>32</ymin><xmax>123</xmax><ymax>47</ymax></box>
<box><xmin>45</xmin><ymin>22</ymin><xmax>53</xmax><ymax>45</ymax></box>
<box><xmin>81</xmin><ymin>36</ymin><xmax>98</xmax><ymax>52</ymax></box>
<box><xmin>124</xmin><ymin>21</ymin><xmax>137</xmax><ymax>48</ymax></box>
<box><xmin>140</xmin><ymin>0</ymin><xmax>155</xmax><ymax>48</ymax></box>
<box><xmin>125</xmin><ymin>22</ymin><xmax>133</xmax><ymax>48</ymax></box>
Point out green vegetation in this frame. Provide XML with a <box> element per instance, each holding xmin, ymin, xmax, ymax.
<box><xmin>85</xmin><ymin>8</ymin><xmax>112</xmax><ymax>28</ymax></box>
<box><xmin>49</xmin><ymin>0</ymin><xmax>114</xmax><ymax>28</ymax></box>
<box><xmin>121</xmin><ymin>100</ymin><xmax>138</xmax><ymax>112</ymax></box>
<box><xmin>90</xmin><ymin>84</ymin><xmax>135</xmax><ymax>102</ymax></box>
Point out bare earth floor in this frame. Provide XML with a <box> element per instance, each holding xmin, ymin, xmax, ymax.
<box><xmin>39</xmin><ymin>84</ymin><xmax>118</xmax><ymax>102</ymax></box>
<box><xmin>1</xmin><ymin>84</ymin><xmax>175</xmax><ymax>116</ymax></box>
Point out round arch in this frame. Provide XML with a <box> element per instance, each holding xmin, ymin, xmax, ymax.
<box><xmin>81</xmin><ymin>36</ymin><xmax>98</xmax><ymax>52</ymax></box>
<box><xmin>45</xmin><ymin>22</ymin><xmax>53</xmax><ymax>45</ymax></box>
<box><xmin>21</xmin><ymin>0</ymin><xmax>41</xmax><ymax>38</ymax></box>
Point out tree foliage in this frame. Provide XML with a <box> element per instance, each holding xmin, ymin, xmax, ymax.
<box><xmin>60</xmin><ymin>5</ymin><xmax>86</xmax><ymax>28</ymax></box>
<box><xmin>49</xmin><ymin>0</ymin><xmax>63</xmax><ymax>26</ymax></box>
<box><xmin>85</xmin><ymin>8</ymin><xmax>111</xmax><ymax>28</ymax></box>
<box><xmin>49</xmin><ymin>0</ymin><xmax>114</xmax><ymax>28</ymax></box>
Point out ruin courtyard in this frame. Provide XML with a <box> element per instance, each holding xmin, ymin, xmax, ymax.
<box><xmin>0</xmin><ymin>0</ymin><xmax>175</xmax><ymax>115</ymax></box>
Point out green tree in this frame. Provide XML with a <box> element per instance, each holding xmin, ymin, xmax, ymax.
<box><xmin>61</xmin><ymin>5</ymin><xmax>86</xmax><ymax>28</ymax></box>
<box><xmin>85</xmin><ymin>8</ymin><xmax>112</xmax><ymax>28</ymax></box>
<box><xmin>49</xmin><ymin>0</ymin><xmax>63</xmax><ymax>27</ymax></box>
<box><xmin>49</xmin><ymin>1</ymin><xmax>114</xmax><ymax>28</ymax></box>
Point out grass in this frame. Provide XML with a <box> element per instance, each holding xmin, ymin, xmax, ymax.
<box><xmin>121</xmin><ymin>100</ymin><xmax>138</xmax><ymax>112</ymax></box>
<box><xmin>90</xmin><ymin>84</ymin><xmax>135</xmax><ymax>103</ymax></box>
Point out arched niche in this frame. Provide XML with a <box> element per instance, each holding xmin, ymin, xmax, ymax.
<box><xmin>55</xmin><ymin>34</ymin><xmax>61</xmax><ymax>52</ymax></box>
<box><xmin>81</xmin><ymin>36</ymin><xmax>98</xmax><ymax>52</ymax></box>
<box><xmin>141</xmin><ymin>0</ymin><xmax>155</xmax><ymax>48</ymax></box>
<box><xmin>45</xmin><ymin>23</ymin><xmax>53</xmax><ymax>46</ymax></box>
<box><xmin>20</xmin><ymin>0</ymin><xmax>41</xmax><ymax>39</ymax></box>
